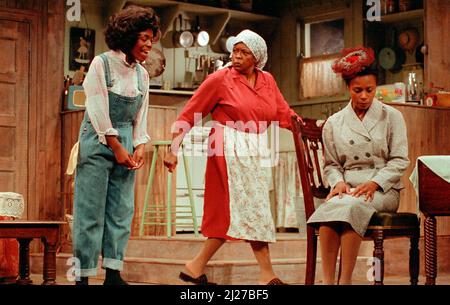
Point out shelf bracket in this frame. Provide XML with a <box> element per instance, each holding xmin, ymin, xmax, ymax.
<box><xmin>209</xmin><ymin>12</ymin><xmax>231</xmax><ymax>45</ymax></box>
<box><xmin>104</xmin><ymin>0</ymin><xmax>127</xmax><ymax>27</ymax></box>
<box><xmin>159</xmin><ymin>4</ymin><xmax>181</xmax><ymax>39</ymax></box>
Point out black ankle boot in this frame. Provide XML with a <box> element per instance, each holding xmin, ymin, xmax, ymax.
<box><xmin>103</xmin><ymin>268</ymin><xmax>128</xmax><ymax>285</ymax></box>
<box><xmin>75</xmin><ymin>276</ymin><xmax>89</xmax><ymax>285</ymax></box>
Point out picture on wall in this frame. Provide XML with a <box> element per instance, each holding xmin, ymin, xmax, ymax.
<box><xmin>69</xmin><ymin>27</ymin><xmax>95</xmax><ymax>71</ymax></box>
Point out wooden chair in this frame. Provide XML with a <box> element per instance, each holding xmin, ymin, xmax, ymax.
<box><xmin>418</xmin><ymin>159</ymin><xmax>450</xmax><ymax>285</ymax></box>
<box><xmin>291</xmin><ymin>116</ymin><xmax>420</xmax><ymax>285</ymax></box>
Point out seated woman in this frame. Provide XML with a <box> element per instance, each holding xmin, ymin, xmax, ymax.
<box><xmin>307</xmin><ymin>46</ymin><xmax>410</xmax><ymax>285</ymax></box>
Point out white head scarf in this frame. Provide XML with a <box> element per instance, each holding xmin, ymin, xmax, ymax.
<box><xmin>232</xmin><ymin>29</ymin><xmax>268</xmax><ymax>70</ymax></box>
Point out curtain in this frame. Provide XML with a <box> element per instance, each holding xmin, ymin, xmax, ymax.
<box><xmin>299</xmin><ymin>54</ymin><xmax>346</xmax><ymax>99</ymax></box>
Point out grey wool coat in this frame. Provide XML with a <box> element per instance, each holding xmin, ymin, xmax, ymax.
<box><xmin>307</xmin><ymin>99</ymin><xmax>410</xmax><ymax>236</ymax></box>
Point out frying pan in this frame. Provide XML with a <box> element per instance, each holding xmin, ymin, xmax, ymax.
<box><xmin>379</xmin><ymin>28</ymin><xmax>406</xmax><ymax>73</ymax></box>
<box><xmin>193</xmin><ymin>16</ymin><xmax>209</xmax><ymax>47</ymax></box>
<box><xmin>173</xmin><ymin>14</ymin><xmax>194</xmax><ymax>48</ymax></box>
<box><xmin>142</xmin><ymin>48</ymin><xmax>166</xmax><ymax>78</ymax></box>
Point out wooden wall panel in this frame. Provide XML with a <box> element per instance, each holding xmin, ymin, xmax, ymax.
<box><xmin>132</xmin><ymin>105</ymin><xmax>178</xmax><ymax>237</ymax></box>
<box><xmin>425</xmin><ymin>0</ymin><xmax>450</xmax><ymax>91</ymax></box>
<box><xmin>391</xmin><ymin>104</ymin><xmax>450</xmax><ymax>236</ymax></box>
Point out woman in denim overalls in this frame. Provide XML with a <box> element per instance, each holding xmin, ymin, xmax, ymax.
<box><xmin>72</xmin><ymin>6</ymin><xmax>160</xmax><ymax>285</ymax></box>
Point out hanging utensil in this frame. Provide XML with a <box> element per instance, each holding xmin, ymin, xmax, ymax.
<box><xmin>173</xmin><ymin>14</ymin><xmax>193</xmax><ymax>48</ymax></box>
<box><xmin>193</xmin><ymin>16</ymin><xmax>209</xmax><ymax>47</ymax></box>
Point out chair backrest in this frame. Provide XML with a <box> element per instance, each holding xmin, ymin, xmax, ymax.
<box><xmin>418</xmin><ymin>159</ymin><xmax>450</xmax><ymax>216</ymax></box>
<box><xmin>291</xmin><ymin>116</ymin><xmax>330</xmax><ymax>220</ymax></box>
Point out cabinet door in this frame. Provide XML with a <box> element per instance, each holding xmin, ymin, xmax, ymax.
<box><xmin>0</xmin><ymin>19</ymin><xmax>30</xmax><ymax>217</ymax></box>
<box><xmin>425</xmin><ymin>0</ymin><xmax>450</xmax><ymax>89</ymax></box>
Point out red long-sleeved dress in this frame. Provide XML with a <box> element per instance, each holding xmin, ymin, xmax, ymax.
<box><xmin>176</xmin><ymin>66</ymin><xmax>298</xmax><ymax>240</ymax></box>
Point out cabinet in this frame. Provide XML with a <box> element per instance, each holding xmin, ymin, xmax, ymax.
<box><xmin>364</xmin><ymin>0</ymin><xmax>450</xmax><ymax>92</ymax></box>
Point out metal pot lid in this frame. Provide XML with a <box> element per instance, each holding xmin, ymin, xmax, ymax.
<box><xmin>378</xmin><ymin>47</ymin><xmax>397</xmax><ymax>70</ymax></box>
<box><xmin>180</xmin><ymin>31</ymin><xmax>194</xmax><ymax>48</ymax></box>
<box><xmin>142</xmin><ymin>48</ymin><xmax>166</xmax><ymax>78</ymax></box>
<box><xmin>225</xmin><ymin>36</ymin><xmax>237</xmax><ymax>53</ymax></box>
<box><xmin>197</xmin><ymin>30</ymin><xmax>209</xmax><ymax>47</ymax></box>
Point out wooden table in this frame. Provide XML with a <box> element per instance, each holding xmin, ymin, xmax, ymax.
<box><xmin>0</xmin><ymin>221</ymin><xmax>64</xmax><ymax>285</ymax></box>
<box><xmin>417</xmin><ymin>158</ymin><xmax>450</xmax><ymax>285</ymax></box>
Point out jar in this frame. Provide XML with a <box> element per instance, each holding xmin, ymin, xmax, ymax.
<box><xmin>384</xmin><ymin>0</ymin><xmax>397</xmax><ymax>14</ymax></box>
<box><xmin>399</xmin><ymin>0</ymin><xmax>414</xmax><ymax>12</ymax></box>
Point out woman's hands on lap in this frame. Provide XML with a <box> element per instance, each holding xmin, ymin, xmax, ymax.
<box><xmin>326</xmin><ymin>180</ymin><xmax>380</xmax><ymax>202</ymax></box>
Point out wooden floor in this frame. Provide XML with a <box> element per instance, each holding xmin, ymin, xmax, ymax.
<box><xmin>23</xmin><ymin>272</ymin><xmax>450</xmax><ymax>285</ymax></box>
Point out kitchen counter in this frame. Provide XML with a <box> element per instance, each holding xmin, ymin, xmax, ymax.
<box><xmin>149</xmin><ymin>89</ymin><xmax>193</xmax><ymax>107</ymax></box>
<box><xmin>149</xmin><ymin>89</ymin><xmax>195</xmax><ymax>96</ymax></box>
<box><xmin>389</xmin><ymin>104</ymin><xmax>450</xmax><ymax>235</ymax></box>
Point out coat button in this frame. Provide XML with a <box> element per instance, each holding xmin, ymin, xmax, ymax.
<box><xmin>349</xmin><ymin>140</ymin><xmax>355</xmax><ymax>145</ymax></box>
<box><xmin>370</xmin><ymin>164</ymin><xmax>375</xmax><ymax>169</ymax></box>
<box><xmin>354</xmin><ymin>156</ymin><xmax>359</xmax><ymax>160</ymax></box>
<box><xmin>366</xmin><ymin>152</ymin><xmax>371</xmax><ymax>157</ymax></box>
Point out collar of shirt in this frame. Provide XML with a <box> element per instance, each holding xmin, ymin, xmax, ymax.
<box><xmin>110</xmin><ymin>50</ymin><xmax>137</xmax><ymax>68</ymax></box>
<box><xmin>229</xmin><ymin>66</ymin><xmax>267</xmax><ymax>91</ymax></box>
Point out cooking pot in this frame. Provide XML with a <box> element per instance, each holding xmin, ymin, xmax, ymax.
<box><xmin>219</xmin><ymin>35</ymin><xmax>236</xmax><ymax>53</ymax></box>
<box><xmin>173</xmin><ymin>14</ymin><xmax>194</xmax><ymax>48</ymax></box>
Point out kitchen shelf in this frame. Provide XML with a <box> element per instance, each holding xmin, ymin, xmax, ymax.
<box><xmin>364</xmin><ymin>9</ymin><xmax>424</xmax><ymax>23</ymax></box>
<box><xmin>149</xmin><ymin>88</ymin><xmax>195</xmax><ymax>96</ymax></box>
<box><xmin>107</xmin><ymin>0</ymin><xmax>279</xmax><ymax>46</ymax></box>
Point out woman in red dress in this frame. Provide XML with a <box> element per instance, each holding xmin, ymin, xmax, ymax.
<box><xmin>164</xmin><ymin>30</ymin><xmax>302</xmax><ymax>285</ymax></box>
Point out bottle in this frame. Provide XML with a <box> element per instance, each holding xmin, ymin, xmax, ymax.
<box><xmin>407</xmin><ymin>72</ymin><xmax>419</xmax><ymax>102</ymax></box>
<box><xmin>386</xmin><ymin>0</ymin><xmax>397</xmax><ymax>14</ymax></box>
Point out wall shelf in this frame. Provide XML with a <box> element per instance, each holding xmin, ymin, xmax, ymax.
<box><xmin>107</xmin><ymin>0</ymin><xmax>279</xmax><ymax>49</ymax></box>
<box><xmin>364</xmin><ymin>9</ymin><xmax>424</xmax><ymax>24</ymax></box>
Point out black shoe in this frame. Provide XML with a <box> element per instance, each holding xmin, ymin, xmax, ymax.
<box><xmin>179</xmin><ymin>272</ymin><xmax>217</xmax><ymax>285</ymax></box>
<box><xmin>75</xmin><ymin>277</ymin><xmax>89</xmax><ymax>286</ymax></box>
<box><xmin>103</xmin><ymin>268</ymin><xmax>129</xmax><ymax>285</ymax></box>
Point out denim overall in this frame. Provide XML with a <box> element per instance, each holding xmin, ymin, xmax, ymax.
<box><xmin>73</xmin><ymin>53</ymin><xmax>144</xmax><ymax>277</ymax></box>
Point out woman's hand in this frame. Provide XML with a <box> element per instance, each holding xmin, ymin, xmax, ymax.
<box><xmin>163</xmin><ymin>151</ymin><xmax>178</xmax><ymax>173</ymax></box>
<box><xmin>350</xmin><ymin>181</ymin><xmax>380</xmax><ymax>202</ymax></box>
<box><xmin>326</xmin><ymin>181</ymin><xmax>351</xmax><ymax>201</ymax></box>
<box><xmin>106</xmin><ymin>135</ymin><xmax>137</xmax><ymax>169</ymax></box>
<box><xmin>295</xmin><ymin>115</ymin><xmax>304</xmax><ymax>124</ymax></box>
<box><xmin>131</xmin><ymin>144</ymin><xmax>145</xmax><ymax>170</ymax></box>
<box><xmin>113</xmin><ymin>146</ymin><xmax>137</xmax><ymax>169</ymax></box>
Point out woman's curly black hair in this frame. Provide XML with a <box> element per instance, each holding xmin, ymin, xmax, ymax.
<box><xmin>104</xmin><ymin>5</ymin><xmax>160</xmax><ymax>55</ymax></box>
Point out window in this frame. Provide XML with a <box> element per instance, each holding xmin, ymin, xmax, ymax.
<box><xmin>298</xmin><ymin>17</ymin><xmax>346</xmax><ymax>100</ymax></box>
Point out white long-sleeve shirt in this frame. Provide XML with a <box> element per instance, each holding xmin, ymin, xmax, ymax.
<box><xmin>82</xmin><ymin>50</ymin><xmax>150</xmax><ymax>147</ymax></box>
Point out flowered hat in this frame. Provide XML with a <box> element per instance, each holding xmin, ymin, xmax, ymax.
<box><xmin>332</xmin><ymin>46</ymin><xmax>375</xmax><ymax>79</ymax></box>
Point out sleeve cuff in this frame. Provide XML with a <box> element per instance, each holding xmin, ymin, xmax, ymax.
<box><xmin>133</xmin><ymin>134</ymin><xmax>151</xmax><ymax>147</ymax></box>
<box><xmin>98</xmin><ymin>128</ymin><xmax>119</xmax><ymax>145</ymax></box>
<box><xmin>325</xmin><ymin>174</ymin><xmax>344</xmax><ymax>190</ymax></box>
<box><xmin>370</xmin><ymin>176</ymin><xmax>393</xmax><ymax>193</ymax></box>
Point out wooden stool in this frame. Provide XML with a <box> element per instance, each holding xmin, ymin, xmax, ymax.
<box><xmin>139</xmin><ymin>141</ymin><xmax>199</xmax><ymax>237</ymax></box>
